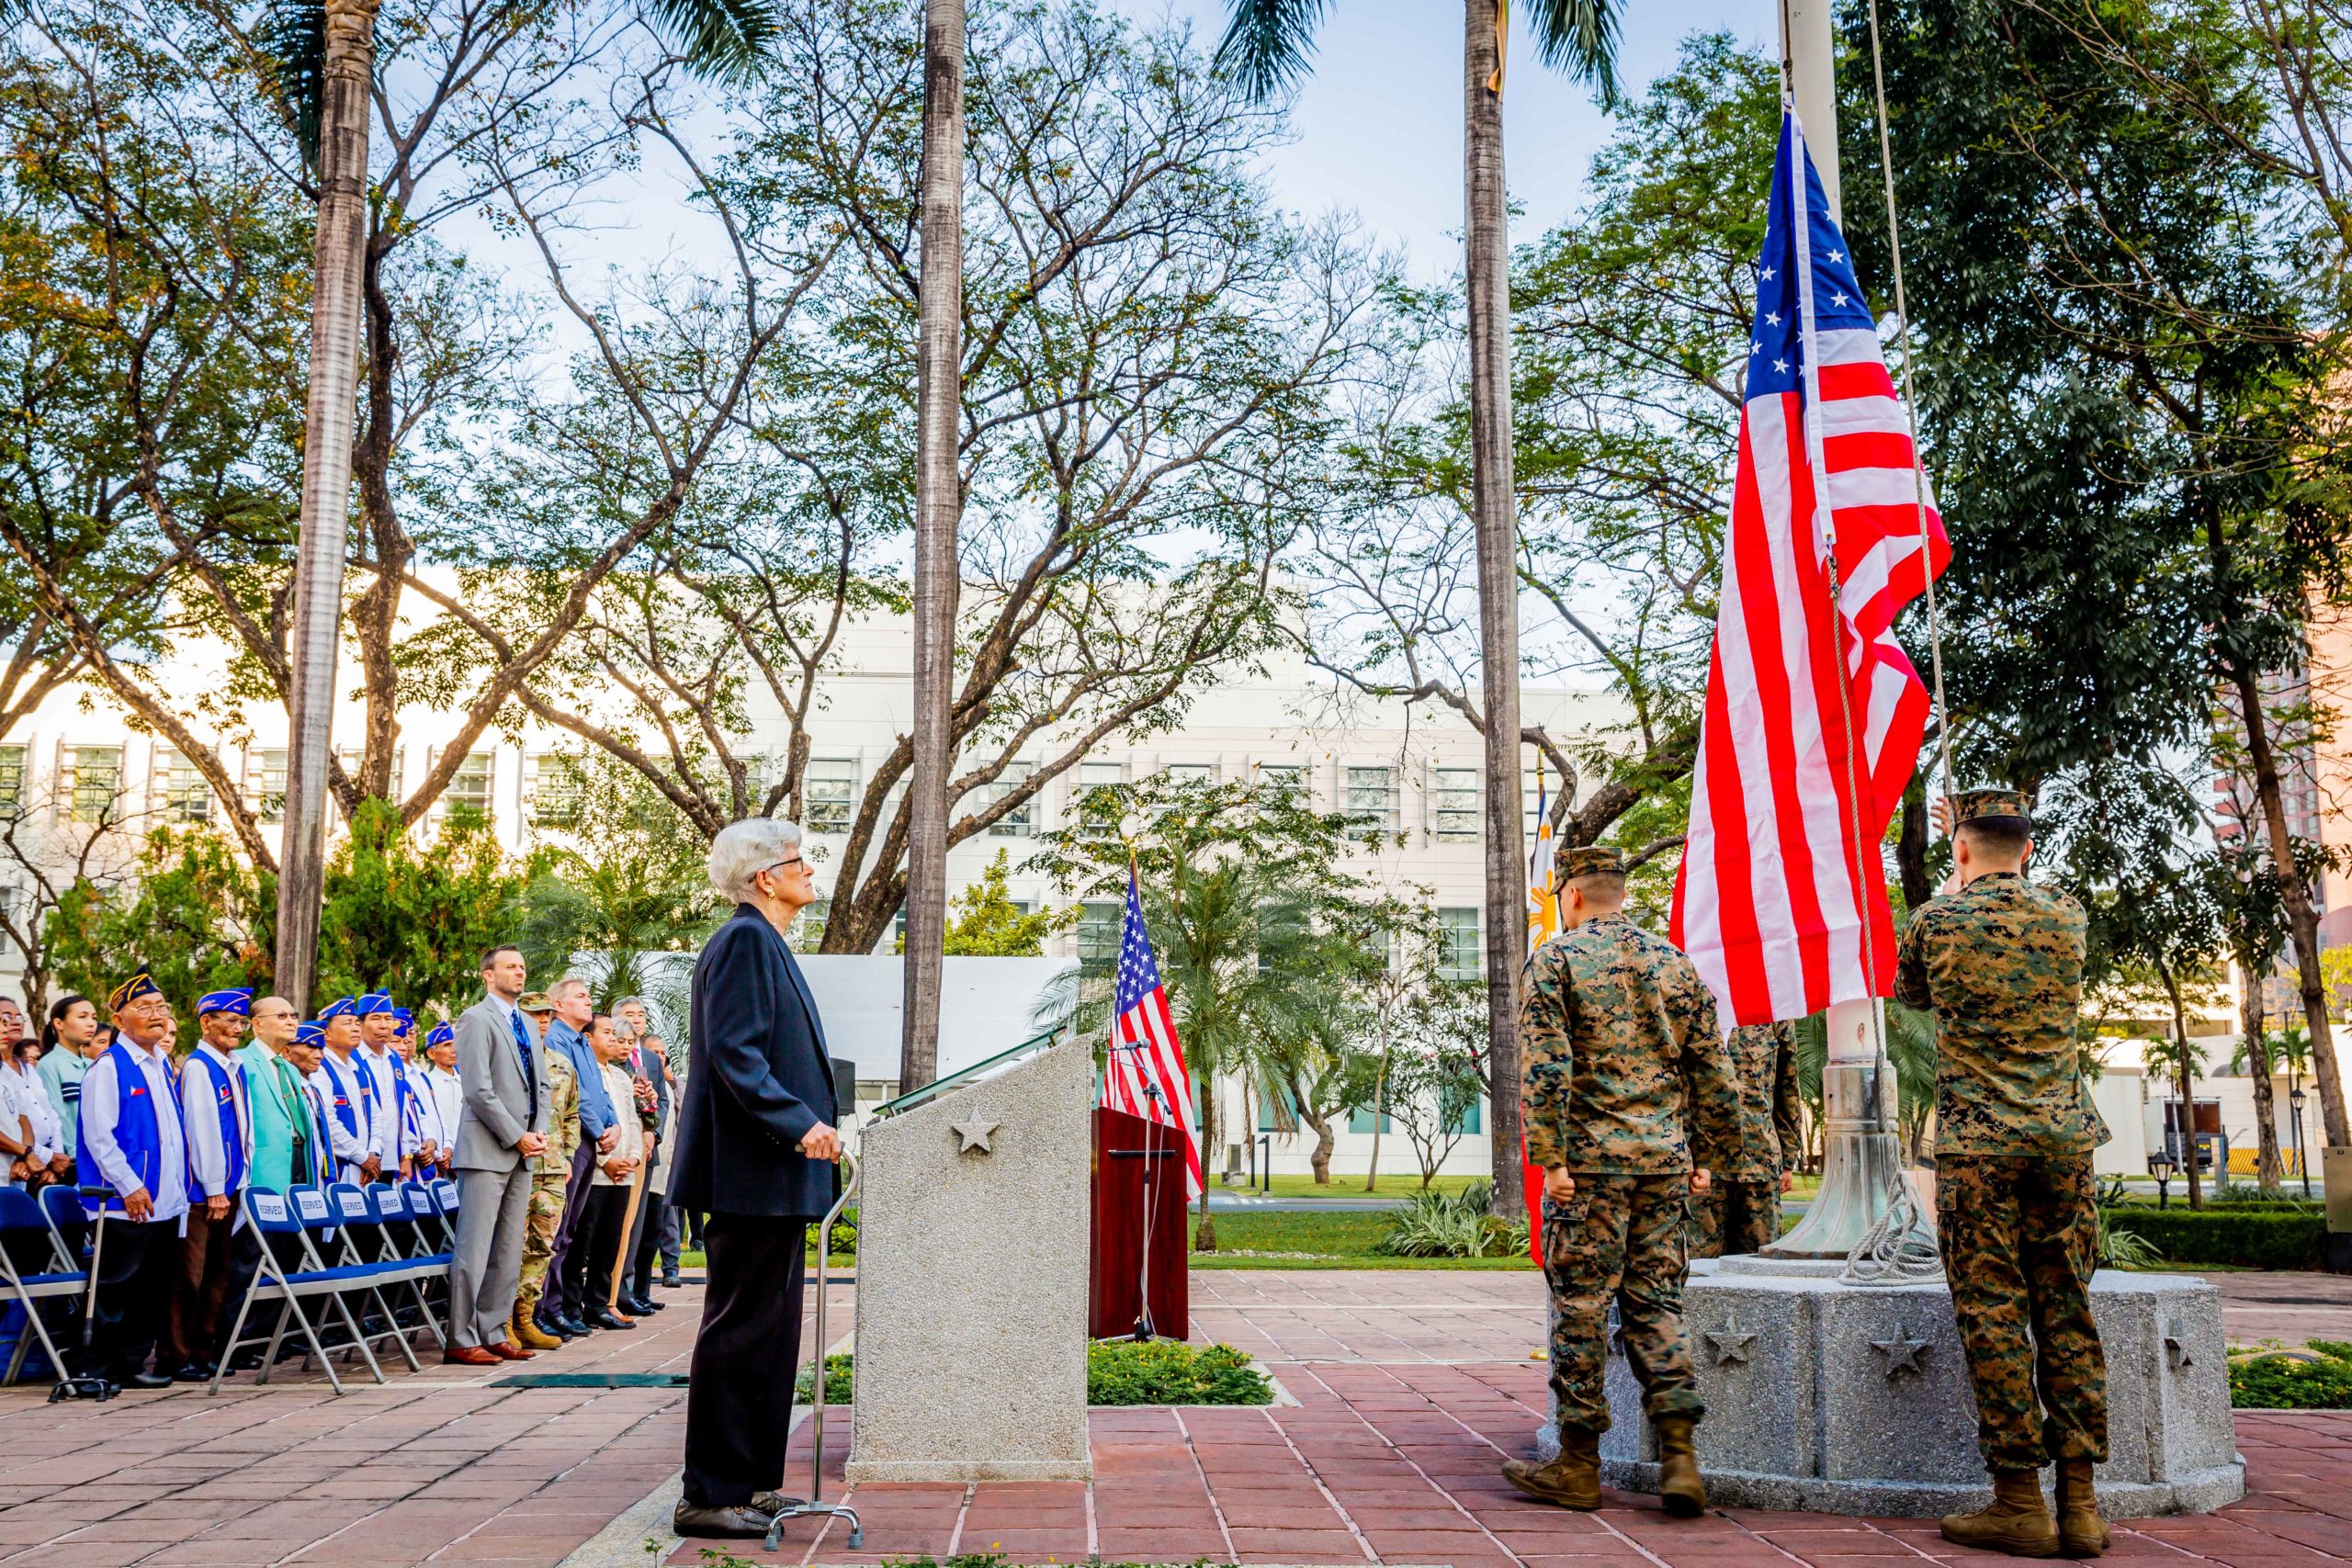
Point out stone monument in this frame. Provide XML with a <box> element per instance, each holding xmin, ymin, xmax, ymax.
<box><xmin>845</xmin><ymin>1038</ymin><xmax>1094</xmax><ymax>1483</ymax></box>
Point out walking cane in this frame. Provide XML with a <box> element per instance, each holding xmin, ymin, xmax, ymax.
<box><xmin>765</xmin><ymin>1150</ymin><xmax>862</xmax><ymax>1551</ymax></box>
<box><xmin>49</xmin><ymin>1186</ymin><xmax>118</xmax><ymax>1403</ymax></box>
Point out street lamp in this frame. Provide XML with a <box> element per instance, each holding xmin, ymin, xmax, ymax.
<box><xmin>2148</xmin><ymin>1151</ymin><xmax>2177</xmax><ymax>1212</ymax></box>
<box><xmin>2290</xmin><ymin>1077</ymin><xmax>2311</xmax><ymax>1200</ymax></box>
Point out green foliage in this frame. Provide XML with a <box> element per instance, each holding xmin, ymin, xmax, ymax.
<box><xmin>1192</xmin><ymin>1207</ymin><xmax>1536</xmax><ymax>1269</ymax></box>
<box><xmin>2229</xmin><ymin>1343</ymin><xmax>2352</xmax><ymax>1409</ymax></box>
<box><xmin>1381</xmin><ymin>1180</ymin><xmax>1531</xmax><ymax>1258</ymax></box>
<box><xmin>793</xmin><ymin>1351</ymin><xmax>853</xmax><ymax>1405</ymax></box>
<box><xmin>2094</xmin><ymin>1179</ymin><xmax>2165</xmax><ymax>1269</ymax></box>
<box><xmin>43</xmin><ymin>827</ymin><xmax>273</xmax><ymax>1050</ymax></box>
<box><xmin>934</xmin><ymin>850</ymin><xmax>1069</xmax><ymax>956</ymax></box>
<box><xmin>315</xmin><ymin>800</ymin><xmax>527</xmax><ymax>1020</ymax></box>
<box><xmin>1085</xmin><ymin>1340</ymin><xmax>1273</xmax><ymax>1406</ymax></box>
<box><xmin>2103</xmin><ymin>1204</ymin><xmax>2326</xmax><ymax>1270</ymax></box>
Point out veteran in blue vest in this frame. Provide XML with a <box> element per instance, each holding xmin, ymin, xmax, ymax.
<box><xmin>312</xmin><ymin>997</ymin><xmax>380</xmax><ymax>1182</ymax></box>
<box><xmin>163</xmin><ymin>988</ymin><xmax>253</xmax><ymax>1383</ymax></box>
<box><xmin>74</xmin><ymin>968</ymin><xmax>191</xmax><ymax>1390</ymax></box>
<box><xmin>355</xmin><ymin>991</ymin><xmax>414</xmax><ymax>1180</ymax></box>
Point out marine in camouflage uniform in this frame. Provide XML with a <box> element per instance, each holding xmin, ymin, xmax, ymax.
<box><xmin>1519</xmin><ymin>846</ymin><xmax>1738</xmax><ymax>1452</ymax></box>
<box><xmin>1689</xmin><ymin>1020</ymin><xmax>1802</xmax><ymax>1258</ymax></box>
<box><xmin>1897</xmin><ymin>789</ymin><xmax>2109</xmax><ymax>1558</ymax></box>
<box><xmin>514</xmin><ymin>1035</ymin><xmax>582</xmax><ymax>1334</ymax></box>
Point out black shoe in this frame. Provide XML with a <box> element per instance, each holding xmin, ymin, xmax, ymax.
<box><xmin>673</xmin><ymin>1501</ymin><xmax>774</xmax><ymax>1539</ymax></box>
<box><xmin>584</xmin><ymin>1310</ymin><xmax>636</xmax><ymax>1331</ymax></box>
<box><xmin>169</xmin><ymin>1362</ymin><xmax>212</xmax><ymax>1383</ymax></box>
<box><xmin>119</xmin><ymin>1371</ymin><xmax>173</xmax><ymax>1390</ymax></box>
<box><xmin>624</xmin><ymin>1296</ymin><xmax>663</xmax><ymax>1314</ymax></box>
<box><xmin>227</xmin><ymin>1349</ymin><xmax>264</xmax><ymax>1372</ymax></box>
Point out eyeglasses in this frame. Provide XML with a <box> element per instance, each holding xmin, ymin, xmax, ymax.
<box><xmin>765</xmin><ymin>856</ymin><xmax>807</xmax><ymax>874</ymax></box>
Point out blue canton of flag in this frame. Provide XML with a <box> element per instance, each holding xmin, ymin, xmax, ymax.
<box><xmin>1100</xmin><ymin>863</ymin><xmax>1203</xmax><ymax>1198</ymax></box>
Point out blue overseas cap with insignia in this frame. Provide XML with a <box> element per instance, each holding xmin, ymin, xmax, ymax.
<box><xmin>354</xmin><ymin>991</ymin><xmax>394</xmax><ymax>1018</ymax></box>
<box><xmin>391</xmin><ymin>1007</ymin><xmax>413</xmax><ymax>1037</ymax></box>
<box><xmin>295</xmin><ymin>1021</ymin><xmax>326</xmax><ymax>1048</ymax></box>
<box><xmin>198</xmin><ymin>987</ymin><xmax>253</xmax><ymax>1017</ymax></box>
<box><xmin>424</xmin><ymin>1022</ymin><xmax>455</xmax><ymax>1050</ymax></box>
<box><xmin>318</xmin><ymin>996</ymin><xmax>357</xmax><ymax>1021</ymax></box>
<box><xmin>107</xmin><ymin>968</ymin><xmax>162</xmax><ymax>1013</ymax></box>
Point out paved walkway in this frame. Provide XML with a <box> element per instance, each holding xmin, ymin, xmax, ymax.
<box><xmin>0</xmin><ymin>1269</ymin><xmax>2343</xmax><ymax>1568</ymax></box>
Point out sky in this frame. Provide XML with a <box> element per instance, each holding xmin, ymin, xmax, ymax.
<box><xmin>1146</xmin><ymin>0</ymin><xmax>1770</xmax><ymax>271</ymax></box>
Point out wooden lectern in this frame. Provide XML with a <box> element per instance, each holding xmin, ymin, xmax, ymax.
<box><xmin>1089</xmin><ymin>1106</ymin><xmax>1188</xmax><ymax>1340</ymax></box>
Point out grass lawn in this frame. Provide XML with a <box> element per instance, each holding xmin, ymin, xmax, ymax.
<box><xmin>1187</xmin><ymin>1207</ymin><xmax>1536</xmax><ymax>1269</ymax></box>
<box><xmin>1215</xmin><ymin>1172</ymin><xmax>1487</xmax><ymax>1201</ymax></box>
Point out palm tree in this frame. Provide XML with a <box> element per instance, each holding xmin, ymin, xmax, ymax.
<box><xmin>260</xmin><ymin>0</ymin><xmax>779</xmax><ymax>1010</ymax></box>
<box><xmin>902</xmin><ymin>0</ymin><xmax>967</xmax><ymax>1095</ymax></box>
<box><xmin>1214</xmin><ymin>0</ymin><xmax>1622</xmax><ymax>1215</ymax></box>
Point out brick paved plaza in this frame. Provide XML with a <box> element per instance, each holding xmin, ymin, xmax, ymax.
<box><xmin>0</xmin><ymin>1269</ymin><xmax>2345</xmax><ymax>1568</ymax></box>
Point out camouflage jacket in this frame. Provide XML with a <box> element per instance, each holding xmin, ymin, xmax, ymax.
<box><xmin>1520</xmin><ymin>912</ymin><xmax>1737</xmax><ymax>1174</ymax></box>
<box><xmin>539</xmin><ymin>1043</ymin><xmax>582</xmax><ymax>1167</ymax></box>
<box><xmin>1894</xmin><ymin>871</ymin><xmax>2109</xmax><ymax>1156</ymax></box>
<box><xmin>1716</xmin><ymin>1021</ymin><xmax>1803</xmax><ymax>1178</ymax></box>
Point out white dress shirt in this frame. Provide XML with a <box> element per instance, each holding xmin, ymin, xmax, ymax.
<box><xmin>0</xmin><ymin>1061</ymin><xmax>56</xmax><ymax>1167</ymax></box>
<box><xmin>591</xmin><ymin>1062</ymin><xmax>643</xmax><ymax>1188</ymax></box>
<box><xmin>308</xmin><ymin>1055</ymin><xmax>373</xmax><ymax>1175</ymax></box>
<box><xmin>356</xmin><ymin>1044</ymin><xmax>405</xmax><ymax>1164</ymax></box>
<box><xmin>403</xmin><ymin>1059</ymin><xmax>446</xmax><ymax>1156</ymax></box>
<box><xmin>423</xmin><ymin>1063</ymin><xmax>462</xmax><ymax>1155</ymax></box>
<box><xmin>180</xmin><ymin>1043</ymin><xmax>253</xmax><ymax>1202</ymax></box>
<box><xmin>78</xmin><ymin>1041</ymin><xmax>189</xmax><ymax>1222</ymax></box>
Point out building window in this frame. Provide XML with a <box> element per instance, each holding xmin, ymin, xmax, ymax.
<box><xmin>806</xmin><ymin>758</ymin><xmax>858</xmax><ymax>834</ymax></box>
<box><xmin>1161</xmin><ymin>762</ymin><xmax>1216</xmax><ymax>787</ymax></box>
<box><xmin>1348</xmin><ymin>1106</ymin><xmax>1394</xmax><ymax>1134</ymax></box>
<box><xmin>154</xmin><ymin>747</ymin><xmax>212</xmax><ymax>824</ymax></box>
<box><xmin>795</xmin><ymin>897</ymin><xmax>830</xmax><ymax>954</ymax></box>
<box><xmin>1446</xmin><ymin>1097</ymin><xmax>1484</xmax><ymax>1135</ymax></box>
<box><xmin>1345</xmin><ymin>765</ymin><xmax>1397</xmax><ymax>840</ymax></box>
<box><xmin>988</xmin><ymin>761</ymin><xmax>1036</xmax><ymax>837</ymax></box>
<box><xmin>1523</xmin><ymin>768</ymin><xmax>1553</xmax><ymax>842</ymax></box>
<box><xmin>1438</xmin><ymin>907</ymin><xmax>1481</xmax><ymax>981</ymax></box>
<box><xmin>444</xmin><ymin>750</ymin><xmax>493</xmax><ymax>821</ymax></box>
<box><xmin>1432</xmin><ymin>766</ymin><xmax>1479</xmax><ymax>841</ymax></box>
<box><xmin>1073</xmin><ymin>761</ymin><xmax>1125</xmax><ymax>843</ymax></box>
<box><xmin>1077</xmin><ymin>899</ymin><xmax>1124</xmax><ymax>969</ymax></box>
<box><xmin>0</xmin><ymin>745</ymin><xmax>24</xmax><ymax>812</ymax></box>
<box><xmin>62</xmin><ymin>746</ymin><xmax>120</xmax><ymax>824</ymax></box>
<box><xmin>253</xmin><ymin>748</ymin><xmax>287</xmax><ymax>824</ymax></box>
<box><xmin>1255</xmin><ymin>761</ymin><xmax>1305</xmax><ymax>808</ymax></box>
<box><xmin>528</xmin><ymin>753</ymin><xmax>586</xmax><ymax>829</ymax></box>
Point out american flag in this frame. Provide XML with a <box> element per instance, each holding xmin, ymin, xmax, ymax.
<box><xmin>1670</xmin><ymin>109</ymin><xmax>1950</xmax><ymax>1026</ymax></box>
<box><xmin>1100</xmin><ymin>864</ymin><xmax>1204</xmax><ymax>1199</ymax></box>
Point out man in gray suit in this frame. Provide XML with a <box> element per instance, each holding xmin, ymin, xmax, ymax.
<box><xmin>446</xmin><ymin>944</ymin><xmax>549</xmax><ymax>1365</ymax></box>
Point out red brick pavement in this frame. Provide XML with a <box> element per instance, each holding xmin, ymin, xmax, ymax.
<box><xmin>1</xmin><ymin>1269</ymin><xmax>2346</xmax><ymax>1568</ymax></box>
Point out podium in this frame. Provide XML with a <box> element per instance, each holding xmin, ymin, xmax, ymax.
<box><xmin>1089</xmin><ymin>1107</ymin><xmax>1188</xmax><ymax>1340</ymax></box>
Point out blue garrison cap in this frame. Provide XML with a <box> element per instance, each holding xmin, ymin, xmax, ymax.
<box><xmin>318</xmin><ymin>996</ymin><xmax>356</xmax><ymax>1022</ymax></box>
<box><xmin>197</xmin><ymin>987</ymin><xmax>253</xmax><ymax>1018</ymax></box>
<box><xmin>424</xmin><ymin>1022</ymin><xmax>455</xmax><ymax>1051</ymax></box>
<box><xmin>295</xmin><ymin>1021</ymin><xmax>326</xmax><ymax>1048</ymax></box>
<box><xmin>353</xmin><ymin>991</ymin><xmax>395</xmax><ymax>1018</ymax></box>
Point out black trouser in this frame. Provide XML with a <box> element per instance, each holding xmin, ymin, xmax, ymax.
<box><xmin>683</xmin><ymin>1212</ymin><xmax>808</xmax><ymax>1507</ymax></box>
<box><xmin>88</xmin><ymin>1215</ymin><xmax>178</xmax><ymax>1380</ymax></box>
<box><xmin>562</xmin><ymin>1186</ymin><xmax>628</xmax><ymax>1320</ymax></box>
<box><xmin>537</xmin><ymin>1144</ymin><xmax>595</xmax><ymax>1326</ymax></box>
<box><xmin>625</xmin><ymin>1184</ymin><xmax>666</xmax><ymax>1299</ymax></box>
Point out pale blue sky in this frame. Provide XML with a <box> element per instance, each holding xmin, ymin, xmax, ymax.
<box><xmin>1148</xmin><ymin>0</ymin><xmax>1770</xmax><ymax>270</ymax></box>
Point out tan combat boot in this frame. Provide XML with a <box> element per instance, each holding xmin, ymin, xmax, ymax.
<box><xmin>1941</xmin><ymin>1469</ymin><xmax>2061</xmax><ymax>1558</ymax></box>
<box><xmin>1502</xmin><ymin>1425</ymin><xmax>1601</xmax><ymax>1509</ymax></box>
<box><xmin>1653</xmin><ymin>1413</ymin><xmax>1706</xmax><ymax>1517</ymax></box>
<box><xmin>2054</xmin><ymin>1459</ymin><xmax>2109</xmax><ymax>1558</ymax></box>
<box><xmin>513</xmin><ymin>1307</ymin><xmax>562</xmax><ymax>1353</ymax></box>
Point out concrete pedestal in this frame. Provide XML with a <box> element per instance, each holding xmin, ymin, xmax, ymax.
<box><xmin>1535</xmin><ymin>1259</ymin><xmax>2244</xmax><ymax>1517</ymax></box>
<box><xmin>846</xmin><ymin>1040</ymin><xmax>1093</xmax><ymax>1483</ymax></box>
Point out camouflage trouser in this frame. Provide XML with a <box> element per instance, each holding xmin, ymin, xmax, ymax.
<box><xmin>513</xmin><ymin>1170</ymin><xmax>571</xmax><ymax>1321</ymax></box>
<box><xmin>1937</xmin><ymin>1154</ymin><xmax>2109</xmax><ymax>1470</ymax></box>
<box><xmin>1688</xmin><ymin>1177</ymin><xmax>1781</xmax><ymax>1258</ymax></box>
<box><xmin>1544</xmin><ymin>1174</ymin><xmax>1702</xmax><ymax>1435</ymax></box>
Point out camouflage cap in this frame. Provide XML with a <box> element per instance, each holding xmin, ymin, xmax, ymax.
<box><xmin>517</xmin><ymin>991</ymin><xmax>554</xmax><ymax>1013</ymax></box>
<box><xmin>1951</xmin><ymin>788</ymin><xmax>2032</xmax><ymax>827</ymax></box>
<box><xmin>1554</xmin><ymin>843</ymin><xmax>1625</xmax><ymax>880</ymax></box>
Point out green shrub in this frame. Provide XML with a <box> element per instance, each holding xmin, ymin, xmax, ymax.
<box><xmin>793</xmin><ymin>1352</ymin><xmax>853</xmax><ymax>1404</ymax></box>
<box><xmin>1381</xmin><ymin>1180</ymin><xmax>1531</xmax><ymax>1259</ymax></box>
<box><xmin>1086</xmin><ymin>1339</ymin><xmax>1273</xmax><ymax>1405</ymax></box>
<box><xmin>2103</xmin><ymin>1204</ymin><xmax>2326</xmax><ymax>1269</ymax></box>
<box><xmin>2229</xmin><ymin>1341</ymin><xmax>2352</xmax><ymax>1409</ymax></box>
<box><xmin>2095</xmin><ymin>1179</ymin><xmax>2165</xmax><ymax>1269</ymax></box>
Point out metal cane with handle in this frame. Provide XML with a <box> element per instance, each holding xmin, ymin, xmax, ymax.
<box><xmin>765</xmin><ymin>1150</ymin><xmax>862</xmax><ymax>1551</ymax></box>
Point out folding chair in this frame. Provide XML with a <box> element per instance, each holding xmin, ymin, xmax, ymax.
<box><xmin>209</xmin><ymin>1189</ymin><xmax>387</xmax><ymax>1395</ymax></box>
<box><xmin>321</xmin><ymin>1184</ymin><xmax>426</xmax><ymax>1371</ymax></box>
<box><xmin>363</xmin><ymin>1185</ymin><xmax>447</xmax><ymax>1351</ymax></box>
<box><xmin>399</xmin><ymin>1180</ymin><xmax>450</xmax><ymax>1255</ymax></box>
<box><xmin>0</xmin><ymin>1189</ymin><xmax>85</xmax><ymax>1389</ymax></box>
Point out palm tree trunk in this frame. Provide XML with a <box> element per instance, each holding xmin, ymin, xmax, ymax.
<box><xmin>901</xmin><ymin>0</ymin><xmax>966</xmax><ymax>1094</ymax></box>
<box><xmin>1463</xmin><ymin>0</ymin><xmax>1523</xmax><ymax>1222</ymax></box>
<box><xmin>276</xmin><ymin>0</ymin><xmax>380</xmax><ymax>1014</ymax></box>
<box><xmin>2241</xmin><ymin>977</ymin><xmax>2283</xmax><ymax>1191</ymax></box>
<box><xmin>1193</xmin><ymin>1080</ymin><xmax>1218</xmax><ymax>1251</ymax></box>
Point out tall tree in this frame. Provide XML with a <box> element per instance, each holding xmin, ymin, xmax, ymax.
<box><xmin>1215</xmin><ymin>0</ymin><xmax>1623</xmax><ymax>1216</ymax></box>
<box><xmin>255</xmin><ymin>0</ymin><xmax>782</xmax><ymax>1006</ymax></box>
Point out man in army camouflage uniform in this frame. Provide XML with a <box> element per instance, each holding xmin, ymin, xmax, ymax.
<box><xmin>1690</xmin><ymin>1020</ymin><xmax>1801</xmax><ymax>1257</ymax></box>
<box><xmin>1897</xmin><ymin>790</ymin><xmax>2109</xmax><ymax>1560</ymax></box>
<box><xmin>1503</xmin><ymin>844</ymin><xmax>1738</xmax><ymax>1517</ymax></box>
<box><xmin>512</xmin><ymin>1000</ymin><xmax>582</xmax><ymax>1351</ymax></box>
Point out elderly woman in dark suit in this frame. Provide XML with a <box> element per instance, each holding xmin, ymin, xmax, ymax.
<box><xmin>669</xmin><ymin>817</ymin><xmax>842</xmax><ymax>1540</ymax></box>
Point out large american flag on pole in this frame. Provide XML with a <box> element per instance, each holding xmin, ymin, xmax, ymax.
<box><xmin>1100</xmin><ymin>863</ymin><xmax>1204</xmax><ymax>1198</ymax></box>
<box><xmin>1669</xmin><ymin>108</ymin><xmax>1950</xmax><ymax>1026</ymax></box>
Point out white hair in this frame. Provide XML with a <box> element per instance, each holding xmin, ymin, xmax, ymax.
<box><xmin>548</xmin><ymin>976</ymin><xmax>592</xmax><ymax>1005</ymax></box>
<box><xmin>709</xmin><ymin>816</ymin><xmax>804</xmax><ymax>902</ymax></box>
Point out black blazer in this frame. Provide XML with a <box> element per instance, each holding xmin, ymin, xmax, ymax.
<box><xmin>667</xmin><ymin>903</ymin><xmax>841</xmax><ymax>1219</ymax></box>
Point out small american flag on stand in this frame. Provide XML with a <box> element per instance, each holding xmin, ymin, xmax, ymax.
<box><xmin>1099</xmin><ymin>863</ymin><xmax>1204</xmax><ymax>1199</ymax></box>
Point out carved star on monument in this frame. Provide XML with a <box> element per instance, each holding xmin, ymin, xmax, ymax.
<box><xmin>1704</xmin><ymin>1312</ymin><xmax>1758</xmax><ymax>1368</ymax></box>
<box><xmin>1871</xmin><ymin>1332</ymin><xmax>1931</xmax><ymax>1379</ymax></box>
<box><xmin>951</xmin><ymin>1116</ymin><xmax>1000</xmax><ymax>1155</ymax></box>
